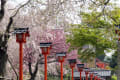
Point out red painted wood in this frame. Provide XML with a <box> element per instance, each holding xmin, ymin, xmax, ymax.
<box><xmin>61</xmin><ymin>61</ymin><xmax>63</xmax><ymax>80</ymax></box>
<box><xmin>44</xmin><ymin>54</ymin><xmax>47</xmax><ymax>80</ymax></box>
<box><xmin>19</xmin><ymin>42</ymin><xmax>23</xmax><ymax>80</ymax></box>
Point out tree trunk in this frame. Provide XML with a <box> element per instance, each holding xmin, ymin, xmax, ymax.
<box><xmin>117</xmin><ymin>41</ymin><xmax>120</xmax><ymax>80</ymax></box>
<box><xmin>29</xmin><ymin>60</ymin><xmax>39</xmax><ymax>80</ymax></box>
<box><xmin>0</xmin><ymin>48</ymin><xmax>8</xmax><ymax>80</ymax></box>
<box><xmin>29</xmin><ymin>74</ymin><xmax>36</xmax><ymax>80</ymax></box>
<box><xmin>0</xmin><ymin>0</ymin><xmax>7</xmax><ymax>78</ymax></box>
<box><xmin>0</xmin><ymin>31</ymin><xmax>10</xmax><ymax>80</ymax></box>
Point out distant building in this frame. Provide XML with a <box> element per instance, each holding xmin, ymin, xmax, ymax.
<box><xmin>96</xmin><ymin>58</ymin><xmax>109</xmax><ymax>69</ymax></box>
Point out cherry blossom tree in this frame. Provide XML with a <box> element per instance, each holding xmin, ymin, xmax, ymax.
<box><xmin>23</xmin><ymin>29</ymin><xmax>69</xmax><ymax>79</ymax></box>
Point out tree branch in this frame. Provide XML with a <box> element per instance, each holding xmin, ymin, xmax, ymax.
<box><xmin>33</xmin><ymin>59</ymin><xmax>39</xmax><ymax>76</ymax></box>
<box><xmin>92</xmin><ymin>0</ymin><xmax>111</xmax><ymax>19</ymax></box>
<box><xmin>3</xmin><ymin>0</ymin><xmax>31</xmax><ymax>47</ymax></box>
<box><xmin>104</xmin><ymin>0</ymin><xmax>110</xmax><ymax>5</ymax></box>
<box><xmin>102</xmin><ymin>0</ymin><xmax>110</xmax><ymax>15</ymax></box>
<box><xmin>0</xmin><ymin>0</ymin><xmax>6</xmax><ymax>22</ymax></box>
<box><xmin>5</xmin><ymin>0</ymin><xmax>31</xmax><ymax>33</ymax></box>
<box><xmin>90</xmin><ymin>0</ymin><xmax>97</xmax><ymax>5</ymax></box>
<box><xmin>8</xmin><ymin>57</ymin><xmax>18</xmax><ymax>80</ymax></box>
<box><xmin>28</xmin><ymin>61</ymin><xmax>33</xmax><ymax>75</ymax></box>
<box><xmin>12</xmin><ymin>0</ymin><xmax>30</xmax><ymax>18</ymax></box>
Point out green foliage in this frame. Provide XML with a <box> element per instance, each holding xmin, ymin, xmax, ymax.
<box><xmin>81</xmin><ymin>12</ymin><xmax>111</xmax><ymax>28</ymax></box>
<box><xmin>107</xmin><ymin>7</ymin><xmax>120</xmax><ymax>24</ymax></box>
<box><xmin>67</xmin><ymin>6</ymin><xmax>120</xmax><ymax>62</ymax></box>
<box><xmin>67</xmin><ymin>25</ymin><xmax>116</xmax><ymax>62</ymax></box>
<box><xmin>111</xmin><ymin>75</ymin><xmax>117</xmax><ymax>80</ymax></box>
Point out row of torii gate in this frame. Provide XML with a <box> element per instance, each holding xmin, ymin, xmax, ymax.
<box><xmin>14</xmin><ymin>28</ymin><xmax>110</xmax><ymax>80</ymax></box>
